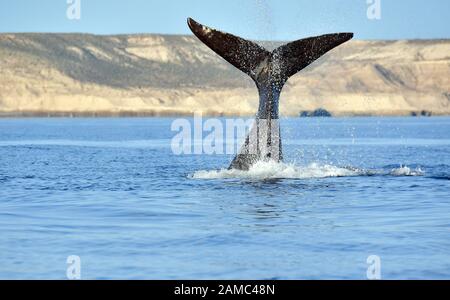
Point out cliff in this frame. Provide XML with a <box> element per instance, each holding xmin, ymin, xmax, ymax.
<box><xmin>0</xmin><ymin>33</ymin><xmax>449</xmax><ymax>116</ymax></box>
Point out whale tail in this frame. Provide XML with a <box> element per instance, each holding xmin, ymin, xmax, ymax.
<box><xmin>187</xmin><ymin>18</ymin><xmax>353</xmax><ymax>170</ymax></box>
<box><xmin>187</xmin><ymin>18</ymin><xmax>353</xmax><ymax>85</ymax></box>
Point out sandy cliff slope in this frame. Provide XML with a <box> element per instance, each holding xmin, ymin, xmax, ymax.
<box><xmin>0</xmin><ymin>33</ymin><xmax>449</xmax><ymax>116</ymax></box>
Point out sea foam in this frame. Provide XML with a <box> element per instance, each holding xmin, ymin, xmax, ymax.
<box><xmin>191</xmin><ymin>161</ymin><xmax>363</xmax><ymax>180</ymax></box>
<box><xmin>191</xmin><ymin>161</ymin><xmax>425</xmax><ymax>180</ymax></box>
<box><xmin>389</xmin><ymin>165</ymin><xmax>425</xmax><ymax>176</ymax></box>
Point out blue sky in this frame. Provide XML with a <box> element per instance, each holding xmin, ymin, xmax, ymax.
<box><xmin>0</xmin><ymin>0</ymin><xmax>449</xmax><ymax>40</ymax></box>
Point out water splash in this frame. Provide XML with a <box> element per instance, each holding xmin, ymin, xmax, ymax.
<box><xmin>190</xmin><ymin>161</ymin><xmax>426</xmax><ymax>180</ymax></box>
<box><xmin>389</xmin><ymin>165</ymin><xmax>425</xmax><ymax>177</ymax></box>
<box><xmin>251</xmin><ymin>0</ymin><xmax>276</xmax><ymax>42</ymax></box>
<box><xmin>191</xmin><ymin>161</ymin><xmax>363</xmax><ymax>180</ymax></box>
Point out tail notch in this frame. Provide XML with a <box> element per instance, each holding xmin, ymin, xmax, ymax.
<box><xmin>188</xmin><ymin>18</ymin><xmax>353</xmax><ymax>84</ymax></box>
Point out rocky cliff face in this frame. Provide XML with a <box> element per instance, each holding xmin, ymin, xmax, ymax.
<box><xmin>0</xmin><ymin>33</ymin><xmax>449</xmax><ymax>116</ymax></box>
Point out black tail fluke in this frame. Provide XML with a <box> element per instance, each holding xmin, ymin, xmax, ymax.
<box><xmin>188</xmin><ymin>18</ymin><xmax>353</xmax><ymax>84</ymax></box>
<box><xmin>272</xmin><ymin>33</ymin><xmax>353</xmax><ymax>80</ymax></box>
<box><xmin>187</xmin><ymin>18</ymin><xmax>269</xmax><ymax>82</ymax></box>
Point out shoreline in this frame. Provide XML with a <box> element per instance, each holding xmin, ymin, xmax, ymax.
<box><xmin>0</xmin><ymin>111</ymin><xmax>448</xmax><ymax>118</ymax></box>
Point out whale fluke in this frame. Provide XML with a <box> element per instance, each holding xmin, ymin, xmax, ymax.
<box><xmin>272</xmin><ymin>33</ymin><xmax>354</xmax><ymax>80</ymax></box>
<box><xmin>187</xmin><ymin>18</ymin><xmax>270</xmax><ymax>81</ymax></box>
<box><xmin>187</xmin><ymin>18</ymin><xmax>353</xmax><ymax>170</ymax></box>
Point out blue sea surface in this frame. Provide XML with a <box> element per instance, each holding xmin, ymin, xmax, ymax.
<box><xmin>0</xmin><ymin>117</ymin><xmax>449</xmax><ymax>279</ymax></box>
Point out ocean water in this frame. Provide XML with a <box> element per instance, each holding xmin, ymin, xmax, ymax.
<box><xmin>0</xmin><ymin>117</ymin><xmax>449</xmax><ymax>279</ymax></box>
